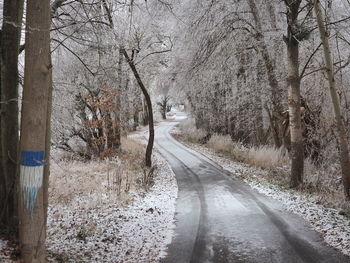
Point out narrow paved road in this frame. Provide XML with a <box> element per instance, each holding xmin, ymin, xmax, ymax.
<box><xmin>155</xmin><ymin>114</ymin><xmax>349</xmax><ymax>263</ymax></box>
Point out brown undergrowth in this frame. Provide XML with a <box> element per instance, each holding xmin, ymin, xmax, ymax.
<box><xmin>50</xmin><ymin>137</ymin><xmax>155</xmax><ymax>207</ymax></box>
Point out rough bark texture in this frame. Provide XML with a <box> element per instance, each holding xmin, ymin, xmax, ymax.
<box><xmin>0</xmin><ymin>0</ymin><xmax>24</xmax><ymax>234</ymax></box>
<box><xmin>313</xmin><ymin>0</ymin><xmax>350</xmax><ymax>199</ymax></box>
<box><xmin>19</xmin><ymin>0</ymin><xmax>51</xmax><ymax>261</ymax></box>
<box><xmin>285</xmin><ymin>0</ymin><xmax>304</xmax><ymax>188</ymax></box>
<box><xmin>122</xmin><ymin>48</ymin><xmax>154</xmax><ymax>167</ymax></box>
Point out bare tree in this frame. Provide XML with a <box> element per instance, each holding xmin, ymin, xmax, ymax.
<box><xmin>312</xmin><ymin>0</ymin><xmax>350</xmax><ymax>199</ymax></box>
<box><xmin>122</xmin><ymin>48</ymin><xmax>154</xmax><ymax>167</ymax></box>
<box><xmin>18</xmin><ymin>0</ymin><xmax>52</xmax><ymax>261</ymax></box>
<box><xmin>0</xmin><ymin>0</ymin><xmax>24</xmax><ymax>234</ymax></box>
<box><xmin>157</xmin><ymin>95</ymin><xmax>171</xmax><ymax>120</ymax></box>
<box><xmin>283</xmin><ymin>0</ymin><xmax>304</xmax><ymax>188</ymax></box>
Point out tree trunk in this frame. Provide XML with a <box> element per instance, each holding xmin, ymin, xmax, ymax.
<box><xmin>43</xmin><ymin>54</ymin><xmax>53</xmax><ymax>225</ymax></box>
<box><xmin>254</xmin><ymin>59</ymin><xmax>264</xmax><ymax>144</ymax></box>
<box><xmin>142</xmin><ymin>98</ymin><xmax>149</xmax><ymax>126</ymax></box>
<box><xmin>19</xmin><ymin>0</ymin><xmax>51</xmax><ymax>261</ymax></box>
<box><xmin>114</xmin><ymin>48</ymin><xmax>123</xmax><ymax>147</ymax></box>
<box><xmin>0</xmin><ymin>0</ymin><xmax>24</xmax><ymax>234</ymax></box>
<box><xmin>313</xmin><ymin>0</ymin><xmax>350</xmax><ymax>199</ymax></box>
<box><xmin>285</xmin><ymin>0</ymin><xmax>304</xmax><ymax>188</ymax></box>
<box><xmin>121</xmin><ymin>48</ymin><xmax>154</xmax><ymax>167</ymax></box>
<box><xmin>247</xmin><ymin>0</ymin><xmax>283</xmax><ymax>148</ymax></box>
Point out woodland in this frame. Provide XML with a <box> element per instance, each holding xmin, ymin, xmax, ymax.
<box><xmin>1</xmin><ymin>0</ymin><xmax>350</xmax><ymax>262</ymax></box>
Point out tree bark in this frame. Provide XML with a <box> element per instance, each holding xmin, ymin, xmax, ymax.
<box><xmin>121</xmin><ymin>48</ymin><xmax>154</xmax><ymax>167</ymax></box>
<box><xmin>19</xmin><ymin>0</ymin><xmax>51</xmax><ymax>262</ymax></box>
<box><xmin>43</xmin><ymin>54</ymin><xmax>53</xmax><ymax>226</ymax></box>
<box><xmin>284</xmin><ymin>0</ymin><xmax>304</xmax><ymax>188</ymax></box>
<box><xmin>313</xmin><ymin>0</ymin><xmax>350</xmax><ymax>199</ymax></box>
<box><xmin>114</xmin><ymin>48</ymin><xmax>123</xmax><ymax>147</ymax></box>
<box><xmin>254</xmin><ymin>59</ymin><xmax>264</xmax><ymax>144</ymax></box>
<box><xmin>247</xmin><ymin>0</ymin><xmax>283</xmax><ymax>148</ymax></box>
<box><xmin>0</xmin><ymin>0</ymin><xmax>24</xmax><ymax>234</ymax></box>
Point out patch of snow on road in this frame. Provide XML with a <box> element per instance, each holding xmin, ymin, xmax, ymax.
<box><xmin>47</xmin><ymin>152</ymin><xmax>177</xmax><ymax>263</ymax></box>
<box><xmin>179</xmin><ymin>140</ymin><xmax>350</xmax><ymax>257</ymax></box>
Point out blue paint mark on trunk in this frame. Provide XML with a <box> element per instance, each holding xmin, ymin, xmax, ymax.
<box><xmin>20</xmin><ymin>151</ymin><xmax>45</xmax><ymax>166</ymax></box>
<box><xmin>20</xmin><ymin>151</ymin><xmax>45</xmax><ymax>212</ymax></box>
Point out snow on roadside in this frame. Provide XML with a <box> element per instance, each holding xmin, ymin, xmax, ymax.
<box><xmin>47</xmin><ymin>152</ymin><xmax>177</xmax><ymax>263</ymax></box>
<box><xmin>178</xmin><ymin>139</ymin><xmax>350</xmax><ymax>257</ymax></box>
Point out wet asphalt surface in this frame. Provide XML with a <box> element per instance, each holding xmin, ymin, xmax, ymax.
<box><xmin>155</xmin><ymin>113</ymin><xmax>350</xmax><ymax>263</ymax></box>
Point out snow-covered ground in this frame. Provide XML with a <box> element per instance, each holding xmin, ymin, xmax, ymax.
<box><xmin>0</xmin><ymin>141</ymin><xmax>177</xmax><ymax>263</ymax></box>
<box><xmin>175</xmin><ymin>137</ymin><xmax>350</xmax><ymax>257</ymax></box>
<box><xmin>47</xmin><ymin>151</ymin><xmax>177</xmax><ymax>263</ymax></box>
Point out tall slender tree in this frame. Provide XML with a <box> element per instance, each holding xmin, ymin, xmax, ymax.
<box><xmin>19</xmin><ymin>0</ymin><xmax>52</xmax><ymax>262</ymax></box>
<box><xmin>0</xmin><ymin>0</ymin><xmax>24</xmax><ymax>233</ymax></box>
<box><xmin>247</xmin><ymin>0</ymin><xmax>283</xmax><ymax>148</ymax></box>
<box><xmin>122</xmin><ymin>48</ymin><xmax>155</xmax><ymax>167</ymax></box>
<box><xmin>312</xmin><ymin>0</ymin><xmax>350</xmax><ymax>199</ymax></box>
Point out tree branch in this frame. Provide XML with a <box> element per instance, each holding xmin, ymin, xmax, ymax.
<box><xmin>300</xmin><ymin>42</ymin><xmax>322</xmax><ymax>80</ymax></box>
<box><xmin>52</xmin><ymin>38</ymin><xmax>95</xmax><ymax>76</ymax></box>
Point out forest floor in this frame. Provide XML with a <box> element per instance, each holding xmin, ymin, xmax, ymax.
<box><xmin>171</xmin><ymin>125</ymin><xmax>350</xmax><ymax>258</ymax></box>
<box><xmin>0</xmin><ymin>136</ymin><xmax>178</xmax><ymax>263</ymax></box>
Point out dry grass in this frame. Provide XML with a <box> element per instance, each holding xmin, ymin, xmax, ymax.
<box><xmin>50</xmin><ymin>137</ymin><xmax>148</xmax><ymax>208</ymax></box>
<box><xmin>121</xmin><ymin>136</ymin><xmax>145</xmax><ymax>155</ymax></box>
<box><xmin>206</xmin><ymin>134</ymin><xmax>233</xmax><ymax>153</ymax></box>
<box><xmin>206</xmin><ymin>134</ymin><xmax>289</xmax><ymax>169</ymax></box>
<box><xmin>246</xmin><ymin>146</ymin><xmax>289</xmax><ymax>169</ymax></box>
<box><xmin>178</xmin><ymin>122</ymin><xmax>290</xmax><ymax>171</ymax></box>
<box><xmin>206</xmin><ymin>134</ymin><xmax>247</xmax><ymax>162</ymax></box>
<box><xmin>178</xmin><ymin>119</ymin><xmax>207</xmax><ymax>143</ymax></box>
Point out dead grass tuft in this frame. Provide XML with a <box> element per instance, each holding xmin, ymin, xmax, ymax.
<box><xmin>246</xmin><ymin>146</ymin><xmax>289</xmax><ymax>169</ymax></box>
<box><xmin>50</xmin><ymin>137</ymin><xmax>149</xmax><ymax>208</ymax></box>
<box><xmin>178</xmin><ymin>119</ymin><xmax>207</xmax><ymax>143</ymax></box>
<box><xmin>121</xmin><ymin>136</ymin><xmax>145</xmax><ymax>155</ymax></box>
<box><xmin>206</xmin><ymin>134</ymin><xmax>247</xmax><ymax>162</ymax></box>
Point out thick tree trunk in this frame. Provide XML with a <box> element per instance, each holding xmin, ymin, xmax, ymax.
<box><xmin>285</xmin><ymin>0</ymin><xmax>304</xmax><ymax>188</ymax></box>
<box><xmin>19</xmin><ymin>0</ymin><xmax>51</xmax><ymax>262</ymax></box>
<box><xmin>0</xmin><ymin>0</ymin><xmax>24</xmax><ymax>233</ymax></box>
<box><xmin>313</xmin><ymin>0</ymin><xmax>350</xmax><ymax>199</ymax></box>
<box><xmin>287</xmin><ymin>42</ymin><xmax>304</xmax><ymax>187</ymax></box>
<box><xmin>121</xmin><ymin>48</ymin><xmax>154</xmax><ymax>167</ymax></box>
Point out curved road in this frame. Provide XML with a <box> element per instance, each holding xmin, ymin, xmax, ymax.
<box><xmin>155</xmin><ymin>113</ymin><xmax>349</xmax><ymax>263</ymax></box>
